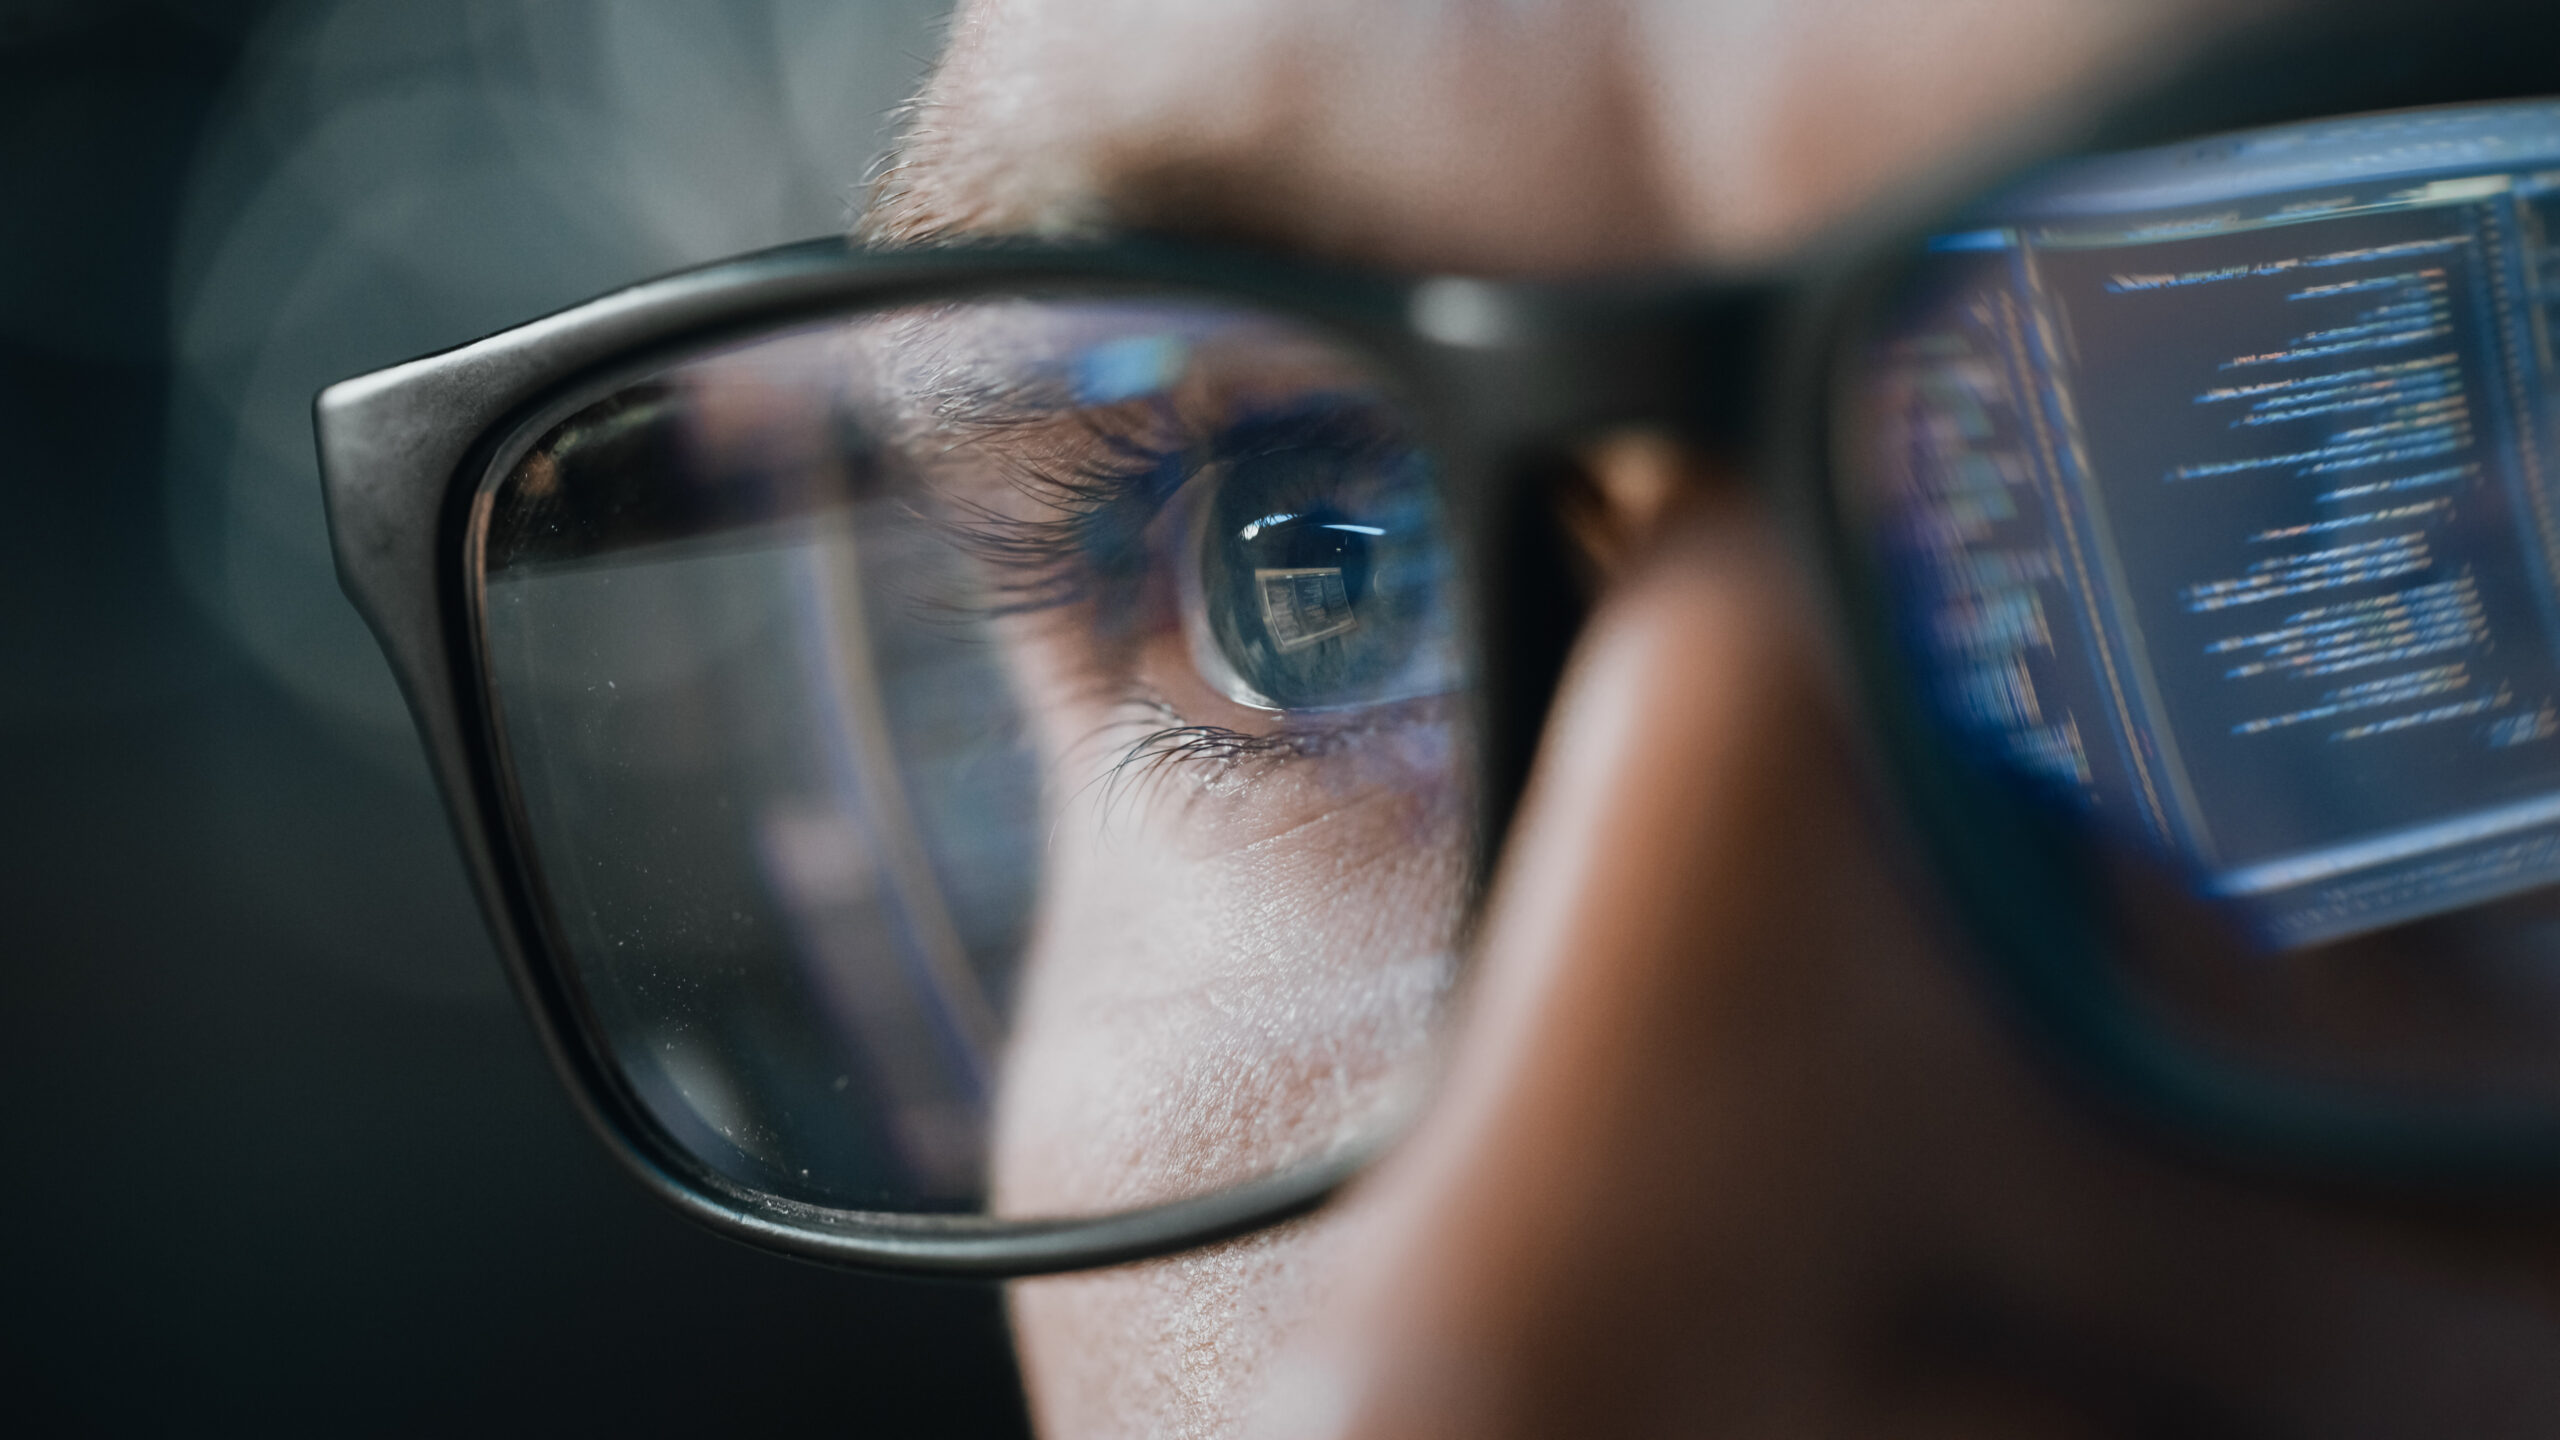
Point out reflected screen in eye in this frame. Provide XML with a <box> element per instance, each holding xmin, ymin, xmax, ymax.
<box><xmin>1865</xmin><ymin>100</ymin><xmax>2560</xmax><ymax>948</ymax></box>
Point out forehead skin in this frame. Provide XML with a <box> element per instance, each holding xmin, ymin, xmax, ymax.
<box><xmin>868</xmin><ymin>0</ymin><xmax>2226</xmax><ymax>270</ymax></box>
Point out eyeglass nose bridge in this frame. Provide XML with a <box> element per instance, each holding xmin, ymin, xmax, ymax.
<box><xmin>1408</xmin><ymin>277</ymin><xmax>1787</xmax><ymax>463</ymax></box>
<box><xmin>1396</xmin><ymin>278</ymin><xmax>1794</xmax><ymax>913</ymax></box>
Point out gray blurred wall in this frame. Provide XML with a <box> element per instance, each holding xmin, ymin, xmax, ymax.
<box><xmin>0</xmin><ymin>1</ymin><xmax>1034</xmax><ymax>1431</ymax></box>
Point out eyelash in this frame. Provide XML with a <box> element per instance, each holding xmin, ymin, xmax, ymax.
<box><xmin>934</xmin><ymin>406</ymin><xmax>1189</xmax><ymax>622</ymax></box>
<box><xmin>1086</xmin><ymin>693</ymin><xmax>1451</xmax><ymax>817</ymax></box>
<box><xmin>1084</xmin><ymin>701</ymin><xmax>1314</xmax><ymax>812</ymax></box>
<box><xmin>951</xmin><ymin>397</ymin><xmax>1403</xmax><ymax>605</ymax></box>
<box><xmin>934</xmin><ymin>392</ymin><xmax>1416</xmax><ymax>781</ymax></box>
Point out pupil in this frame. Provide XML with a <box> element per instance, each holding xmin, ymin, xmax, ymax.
<box><xmin>1199</xmin><ymin>445</ymin><xmax>1421</xmax><ymax>711</ymax></box>
<box><xmin>1246</xmin><ymin>513</ymin><xmax>1369</xmax><ymax>653</ymax></box>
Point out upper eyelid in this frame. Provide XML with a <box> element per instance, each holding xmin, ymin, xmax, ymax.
<box><xmin>927</xmin><ymin>392</ymin><xmax>1417</xmax><ymax>616</ymax></box>
<box><xmin>927</xmin><ymin>406</ymin><xmax>1190</xmax><ymax>610</ymax></box>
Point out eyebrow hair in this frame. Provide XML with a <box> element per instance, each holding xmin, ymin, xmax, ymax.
<box><xmin>851</xmin><ymin>19</ymin><xmax>1417</xmax><ymax>256</ymax></box>
<box><xmin>858</xmin><ymin>61</ymin><xmax>1116</xmax><ymax>249</ymax></box>
<box><xmin>860</xmin><ymin>106</ymin><xmax>1211</xmax><ymax>250</ymax></box>
<box><xmin>859</xmin><ymin>104</ymin><xmax>1000</xmax><ymax>247</ymax></box>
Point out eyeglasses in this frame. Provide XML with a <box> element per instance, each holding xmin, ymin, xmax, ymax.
<box><xmin>319</xmin><ymin>1</ymin><xmax>2560</xmax><ymax>1276</ymax></box>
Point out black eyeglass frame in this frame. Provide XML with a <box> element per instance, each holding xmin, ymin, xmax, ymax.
<box><xmin>317</xmin><ymin>0</ymin><xmax>2560</xmax><ymax>1277</ymax></box>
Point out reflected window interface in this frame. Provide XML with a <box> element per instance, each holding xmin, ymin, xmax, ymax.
<box><xmin>1875</xmin><ymin>102</ymin><xmax>2560</xmax><ymax>946</ymax></box>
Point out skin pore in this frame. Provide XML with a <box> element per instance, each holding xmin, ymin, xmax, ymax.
<box><xmin>866</xmin><ymin>2</ymin><xmax>2560</xmax><ymax>1436</ymax></box>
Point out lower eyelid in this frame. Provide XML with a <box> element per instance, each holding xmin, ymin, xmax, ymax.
<box><xmin>1107</xmin><ymin>677</ymin><xmax>1457</xmax><ymax>776</ymax></box>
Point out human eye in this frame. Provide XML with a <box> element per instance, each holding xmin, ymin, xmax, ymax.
<box><xmin>922</xmin><ymin>307</ymin><xmax>1466</xmax><ymax>797</ymax></box>
<box><xmin>1177</xmin><ymin>401</ymin><xmax>1460</xmax><ymax>715</ymax></box>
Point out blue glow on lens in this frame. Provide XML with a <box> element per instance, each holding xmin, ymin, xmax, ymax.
<box><xmin>1073</xmin><ymin>334</ymin><xmax>1188</xmax><ymax>404</ymax></box>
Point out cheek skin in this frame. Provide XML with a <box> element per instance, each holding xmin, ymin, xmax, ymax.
<box><xmin>987</xmin><ymin>633</ymin><xmax>1470</xmax><ymax>1436</ymax></box>
<box><xmin>985</xmin><ymin>614</ymin><xmax>1473</xmax><ymax>1218</ymax></box>
<box><xmin>988</xmin><ymin>789</ymin><xmax>1465</xmax><ymax>1216</ymax></box>
<box><xmin>1011</xmin><ymin>1220</ymin><xmax>1346</xmax><ymax>1440</ymax></box>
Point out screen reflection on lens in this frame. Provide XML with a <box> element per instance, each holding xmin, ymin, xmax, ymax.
<box><xmin>1846</xmin><ymin>99</ymin><xmax>2560</xmax><ymax>1102</ymax></box>
<box><xmin>475</xmin><ymin>296</ymin><xmax>1472</xmax><ymax>1218</ymax></box>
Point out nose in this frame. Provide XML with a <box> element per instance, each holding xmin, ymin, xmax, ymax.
<box><xmin>1239</xmin><ymin>468</ymin><xmax>2546</xmax><ymax>1439</ymax></box>
<box><xmin>1244</xmin><ymin>481</ymin><xmax>1974</xmax><ymax>1435</ymax></box>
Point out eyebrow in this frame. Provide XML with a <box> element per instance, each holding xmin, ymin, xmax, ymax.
<box><xmin>864</xmin><ymin>124</ymin><xmax>1262</xmax><ymax>251</ymax></box>
<box><xmin>859</xmin><ymin>73</ymin><xmax>1095</xmax><ymax>248</ymax></box>
<box><xmin>856</xmin><ymin>38</ymin><xmax>1358</xmax><ymax>256</ymax></box>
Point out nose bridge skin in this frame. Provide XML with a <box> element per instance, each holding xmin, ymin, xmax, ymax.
<box><xmin>1257</xmin><ymin>489</ymin><xmax>1957</xmax><ymax>1435</ymax></box>
<box><xmin>1242</xmin><ymin>468</ymin><xmax>2560</xmax><ymax>1437</ymax></box>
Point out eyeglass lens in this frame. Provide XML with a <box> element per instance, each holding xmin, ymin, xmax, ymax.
<box><xmin>475</xmin><ymin>96</ymin><xmax>2560</xmax><ymax>1220</ymax></box>
<box><xmin>475</xmin><ymin>297</ymin><xmax>1474</xmax><ymax>1218</ymax></box>
<box><xmin>1847</xmin><ymin>98</ymin><xmax>2560</xmax><ymax>1109</ymax></box>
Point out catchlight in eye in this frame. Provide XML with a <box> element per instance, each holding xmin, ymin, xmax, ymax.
<box><xmin>1183</xmin><ymin>425</ymin><xmax>1458</xmax><ymax>713</ymax></box>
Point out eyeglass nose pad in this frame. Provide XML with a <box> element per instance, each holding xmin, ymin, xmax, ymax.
<box><xmin>1473</xmin><ymin>429</ymin><xmax>1736</xmax><ymax>879</ymax></box>
<box><xmin>1556</xmin><ymin>427</ymin><xmax>1720</xmax><ymax>587</ymax></box>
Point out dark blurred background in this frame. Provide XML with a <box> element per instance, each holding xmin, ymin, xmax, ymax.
<box><xmin>0</xmin><ymin>0</ymin><xmax>1033</xmax><ymax>1431</ymax></box>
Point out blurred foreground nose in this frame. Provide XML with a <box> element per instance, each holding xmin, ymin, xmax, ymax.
<box><xmin>1257</xmin><ymin>473</ymin><xmax>2001</xmax><ymax>1437</ymax></box>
